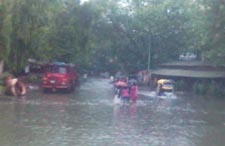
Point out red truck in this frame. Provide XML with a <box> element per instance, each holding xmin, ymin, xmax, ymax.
<box><xmin>41</xmin><ymin>62</ymin><xmax>78</xmax><ymax>92</ymax></box>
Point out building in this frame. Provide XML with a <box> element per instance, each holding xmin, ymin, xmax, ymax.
<box><xmin>150</xmin><ymin>61</ymin><xmax>225</xmax><ymax>91</ymax></box>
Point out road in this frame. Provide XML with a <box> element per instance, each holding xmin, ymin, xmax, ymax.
<box><xmin>0</xmin><ymin>77</ymin><xmax>225</xmax><ymax>146</ymax></box>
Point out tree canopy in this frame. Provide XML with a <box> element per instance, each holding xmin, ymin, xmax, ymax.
<box><xmin>0</xmin><ymin>0</ymin><xmax>224</xmax><ymax>74</ymax></box>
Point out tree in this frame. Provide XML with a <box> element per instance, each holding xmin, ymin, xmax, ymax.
<box><xmin>0</xmin><ymin>1</ymin><xmax>4</xmax><ymax>74</ymax></box>
<box><xmin>200</xmin><ymin>0</ymin><xmax>225</xmax><ymax>65</ymax></box>
<box><xmin>1</xmin><ymin>0</ymin><xmax>224</xmax><ymax>75</ymax></box>
<box><xmin>91</xmin><ymin>0</ymin><xmax>198</xmax><ymax>72</ymax></box>
<box><xmin>0</xmin><ymin>0</ymin><xmax>60</xmax><ymax>73</ymax></box>
<box><xmin>49</xmin><ymin>0</ymin><xmax>102</xmax><ymax>68</ymax></box>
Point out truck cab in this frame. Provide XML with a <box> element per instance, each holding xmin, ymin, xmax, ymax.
<box><xmin>41</xmin><ymin>62</ymin><xmax>77</xmax><ymax>92</ymax></box>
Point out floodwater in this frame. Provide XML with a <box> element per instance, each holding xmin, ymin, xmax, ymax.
<box><xmin>0</xmin><ymin>78</ymin><xmax>225</xmax><ymax>146</ymax></box>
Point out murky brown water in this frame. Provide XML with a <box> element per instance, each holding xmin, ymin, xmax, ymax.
<box><xmin>0</xmin><ymin>78</ymin><xmax>225</xmax><ymax>146</ymax></box>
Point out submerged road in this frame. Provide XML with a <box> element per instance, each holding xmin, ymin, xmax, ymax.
<box><xmin>0</xmin><ymin>78</ymin><xmax>225</xmax><ymax>146</ymax></box>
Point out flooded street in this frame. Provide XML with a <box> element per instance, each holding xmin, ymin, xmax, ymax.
<box><xmin>0</xmin><ymin>78</ymin><xmax>225</xmax><ymax>146</ymax></box>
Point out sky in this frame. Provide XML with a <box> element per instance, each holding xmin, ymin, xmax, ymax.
<box><xmin>80</xmin><ymin>0</ymin><xmax>90</xmax><ymax>4</ymax></box>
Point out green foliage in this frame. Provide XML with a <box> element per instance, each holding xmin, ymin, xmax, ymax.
<box><xmin>0</xmin><ymin>85</ymin><xmax>5</xmax><ymax>95</ymax></box>
<box><xmin>197</xmin><ymin>0</ymin><xmax>225</xmax><ymax>65</ymax></box>
<box><xmin>0</xmin><ymin>0</ymin><xmax>53</xmax><ymax>72</ymax></box>
<box><xmin>175</xmin><ymin>80</ymin><xmax>185</xmax><ymax>91</ymax></box>
<box><xmin>24</xmin><ymin>73</ymin><xmax>41</xmax><ymax>83</ymax></box>
<box><xmin>0</xmin><ymin>0</ymin><xmax>225</xmax><ymax>74</ymax></box>
<box><xmin>0</xmin><ymin>72</ymin><xmax>12</xmax><ymax>85</ymax></box>
<box><xmin>90</xmin><ymin>0</ymin><xmax>207</xmax><ymax>72</ymax></box>
<box><xmin>207</xmin><ymin>81</ymin><xmax>225</xmax><ymax>97</ymax></box>
<box><xmin>193</xmin><ymin>81</ymin><xmax>208</xmax><ymax>95</ymax></box>
<box><xmin>193</xmin><ymin>80</ymin><xmax>225</xmax><ymax>97</ymax></box>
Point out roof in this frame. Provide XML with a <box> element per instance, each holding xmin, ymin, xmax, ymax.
<box><xmin>151</xmin><ymin>69</ymin><xmax>225</xmax><ymax>78</ymax></box>
<box><xmin>157</xmin><ymin>79</ymin><xmax>174</xmax><ymax>84</ymax></box>
<box><xmin>160</xmin><ymin>61</ymin><xmax>206</xmax><ymax>66</ymax></box>
<box><xmin>160</xmin><ymin>61</ymin><xmax>225</xmax><ymax>68</ymax></box>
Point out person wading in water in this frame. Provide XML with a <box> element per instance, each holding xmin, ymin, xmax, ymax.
<box><xmin>5</xmin><ymin>76</ymin><xmax>27</xmax><ymax>96</ymax></box>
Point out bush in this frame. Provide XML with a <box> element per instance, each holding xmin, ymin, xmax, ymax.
<box><xmin>199</xmin><ymin>83</ymin><xmax>207</xmax><ymax>95</ymax></box>
<box><xmin>208</xmin><ymin>82</ymin><xmax>225</xmax><ymax>97</ymax></box>
<box><xmin>0</xmin><ymin>72</ymin><xmax>12</xmax><ymax>85</ymax></box>
<box><xmin>175</xmin><ymin>80</ymin><xmax>185</xmax><ymax>91</ymax></box>
<box><xmin>207</xmin><ymin>81</ymin><xmax>217</xmax><ymax>95</ymax></box>
<box><xmin>0</xmin><ymin>85</ymin><xmax>5</xmax><ymax>95</ymax></box>
<box><xmin>25</xmin><ymin>73</ymin><xmax>41</xmax><ymax>83</ymax></box>
<box><xmin>193</xmin><ymin>82</ymin><xmax>198</xmax><ymax>94</ymax></box>
<box><xmin>193</xmin><ymin>80</ymin><xmax>225</xmax><ymax>97</ymax></box>
<box><xmin>193</xmin><ymin>82</ymin><xmax>208</xmax><ymax>95</ymax></box>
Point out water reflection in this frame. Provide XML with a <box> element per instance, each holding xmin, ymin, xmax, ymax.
<box><xmin>113</xmin><ymin>103</ymin><xmax>137</xmax><ymax>120</ymax></box>
<box><xmin>0</xmin><ymin>78</ymin><xmax>225</xmax><ymax>146</ymax></box>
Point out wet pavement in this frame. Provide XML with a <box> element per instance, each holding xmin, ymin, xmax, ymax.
<box><xmin>0</xmin><ymin>78</ymin><xmax>225</xmax><ymax>146</ymax></box>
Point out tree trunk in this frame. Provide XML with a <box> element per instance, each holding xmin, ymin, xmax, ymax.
<box><xmin>0</xmin><ymin>60</ymin><xmax>4</xmax><ymax>76</ymax></box>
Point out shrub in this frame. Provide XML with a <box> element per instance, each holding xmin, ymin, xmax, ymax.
<box><xmin>207</xmin><ymin>81</ymin><xmax>217</xmax><ymax>95</ymax></box>
<box><xmin>211</xmin><ymin>83</ymin><xmax>225</xmax><ymax>97</ymax></box>
<box><xmin>25</xmin><ymin>73</ymin><xmax>41</xmax><ymax>83</ymax></box>
<box><xmin>193</xmin><ymin>82</ymin><xmax>200</xmax><ymax>94</ymax></box>
<box><xmin>175</xmin><ymin>80</ymin><xmax>186</xmax><ymax>91</ymax></box>
<box><xmin>193</xmin><ymin>80</ymin><xmax>225</xmax><ymax>97</ymax></box>
<box><xmin>0</xmin><ymin>72</ymin><xmax>12</xmax><ymax>85</ymax></box>
<box><xmin>199</xmin><ymin>83</ymin><xmax>208</xmax><ymax>95</ymax></box>
<box><xmin>193</xmin><ymin>82</ymin><xmax>208</xmax><ymax>95</ymax></box>
<box><xmin>0</xmin><ymin>85</ymin><xmax>6</xmax><ymax>95</ymax></box>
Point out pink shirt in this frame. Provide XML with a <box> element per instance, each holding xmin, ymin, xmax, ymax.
<box><xmin>122</xmin><ymin>88</ymin><xmax>129</xmax><ymax>97</ymax></box>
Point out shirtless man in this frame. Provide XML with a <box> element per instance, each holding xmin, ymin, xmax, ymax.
<box><xmin>5</xmin><ymin>76</ymin><xmax>26</xmax><ymax>96</ymax></box>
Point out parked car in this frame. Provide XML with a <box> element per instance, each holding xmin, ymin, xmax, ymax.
<box><xmin>41</xmin><ymin>62</ymin><xmax>78</xmax><ymax>92</ymax></box>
